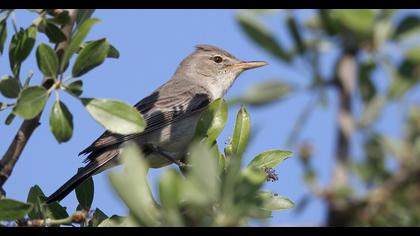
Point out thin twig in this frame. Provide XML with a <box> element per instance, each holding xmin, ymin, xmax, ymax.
<box><xmin>17</xmin><ymin>210</ymin><xmax>87</xmax><ymax>227</ymax></box>
<box><xmin>0</xmin><ymin>9</ymin><xmax>79</xmax><ymax>196</ymax></box>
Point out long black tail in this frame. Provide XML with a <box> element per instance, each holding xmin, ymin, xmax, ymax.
<box><xmin>46</xmin><ymin>148</ymin><xmax>119</xmax><ymax>204</ymax></box>
<box><xmin>45</xmin><ymin>165</ymin><xmax>97</xmax><ymax>204</ymax></box>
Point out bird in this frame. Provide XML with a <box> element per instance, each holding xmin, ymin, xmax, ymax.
<box><xmin>45</xmin><ymin>44</ymin><xmax>267</xmax><ymax>204</ymax></box>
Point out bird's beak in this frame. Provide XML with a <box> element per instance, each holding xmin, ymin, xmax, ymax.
<box><xmin>231</xmin><ymin>61</ymin><xmax>268</xmax><ymax>70</ymax></box>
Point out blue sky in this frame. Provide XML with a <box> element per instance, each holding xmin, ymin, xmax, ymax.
<box><xmin>1</xmin><ymin>9</ymin><xmax>419</xmax><ymax>226</ymax></box>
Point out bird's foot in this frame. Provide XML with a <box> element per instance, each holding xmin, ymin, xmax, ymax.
<box><xmin>146</xmin><ymin>144</ymin><xmax>190</xmax><ymax>169</ymax></box>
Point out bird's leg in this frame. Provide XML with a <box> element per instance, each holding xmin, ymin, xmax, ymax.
<box><xmin>178</xmin><ymin>156</ymin><xmax>190</xmax><ymax>175</ymax></box>
<box><xmin>146</xmin><ymin>144</ymin><xmax>188</xmax><ymax>168</ymax></box>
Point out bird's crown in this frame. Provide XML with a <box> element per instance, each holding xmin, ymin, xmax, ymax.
<box><xmin>195</xmin><ymin>44</ymin><xmax>238</xmax><ymax>60</ymax></box>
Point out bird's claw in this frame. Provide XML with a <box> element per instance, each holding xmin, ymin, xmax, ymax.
<box><xmin>146</xmin><ymin>143</ymin><xmax>189</xmax><ymax>169</ymax></box>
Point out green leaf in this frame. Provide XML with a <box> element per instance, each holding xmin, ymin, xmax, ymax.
<box><xmin>63</xmin><ymin>80</ymin><xmax>83</xmax><ymax>97</ymax></box>
<box><xmin>331</xmin><ymin>10</ymin><xmax>375</xmax><ymax>38</ymax></box>
<box><xmin>234</xmin><ymin>167</ymin><xmax>267</xmax><ymax>212</ymax></box>
<box><xmin>107</xmin><ymin>44</ymin><xmax>120</xmax><ymax>59</ymax></box>
<box><xmin>186</xmin><ymin>142</ymin><xmax>219</xmax><ymax>204</ymax></box>
<box><xmin>98</xmin><ymin>215</ymin><xmax>139</xmax><ymax>227</ymax></box>
<box><xmin>373</xmin><ymin>19</ymin><xmax>392</xmax><ymax>50</ymax></box>
<box><xmin>388</xmin><ymin>78</ymin><xmax>418</xmax><ymax>99</ymax></box>
<box><xmin>60</xmin><ymin>18</ymin><xmax>100</xmax><ymax>73</ymax></box>
<box><xmin>231</xmin><ymin>106</ymin><xmax>251</xmax><ymax>158</ymax></box>
<box><xmin>44</xmin><ymin>22</ymin><xmax>67</xmax><ymax>44</ymax></box>
<box><xmin>108</xmin><ymin>143</ymin><xmax>160</xmax><ymax>226</ymax></box>
<box><xmin>354</xmin><ymin>134</ymin><xmax>390</xmax><ymax>183</ymax></box>
<box><xmin>9</xmin><ymin>26</ymin><xmax>37</xmax><ymax>75</ymax></box>
<box><xmin>0</xmin><ymin>21</ymin><xmax>6</xmax><ymax>54</ymax></box>
<box><xmin>386</xmin><ymin>58</ymin><xmax>420</xmax><ymax>99</ymax></box>
<box><xmin>46</xmin><ymin>202</ymin><xmax>69</xmax><ymax>223</ymax></box>
<box><xmin>13</xmin><ymin>86</ymin><xmax>48</xmax><ymax>119</ymax></box>
<box><xmin>259</xmin><ymin>192</ymin><xmax>294</xmax><ymax>211</ymax></box>
<box><xmin>50</xmin><ymin>100</ymin><xmax>73</xmax><ymax>143</ymax></box>
<box><xmin>218</xmin><ymin>153</ymin><xmax>226</xmax><ymax>171</ymax></box>
<box><xmin>97</xmin><ymin>216</ymin><xmax>118</xmax><ymax>227</ymax></box>
<box><xmin>79</xmin><ymin>41</ymin><xmax>120</xmax><ymax>59</ymax></box>
<box><xmin>75</xmin><ymin>168</ymin><xmax>94</xmax><ymax>210</ymax></box>
<box><xmin>89</xmin><ymin>208</ymin><xmax>108</xmax><ymax>227</ymax></box>
<box><xmin>248</xmin><ymin>208</ymin><xmax>272</xmax><ymax>219</ymax></box>
<box><xmin>237</xmin><ymin>13</ymin><xmax>290</xmax><ymax>61</ymax></box>
<box><xmin>48</xmin><ymin>11</ymin><xmax>70</xmax><ymax>25</ymax></box>
<box><xmin>233</xmin><ymin>81</ymin><xmax>292</xmax><ymax>106</ymax></box>
<box><xmin>359</xmin><ymin>95</ymin><xmax>386</xmax><ymax>128</ymax></box>
<box><xmin>240</xmin><ymin>167</ymin><xmax>267</xmax><ymax>186</ymax></box>
<box><xmin>380</xmin><ymin>9</ymin><xmax>397</xmax><ymax>20</ymax></box>
<box><xmin>318</xmin><ymin>9</ymin><xmax>339</xmax><ymax>36</ymax></box>
<box><xmin>36</xmin><ymin>43</ymin><xmax>59</xmax><ymax>78</ymax></box>
<box><xmin>405</xmin><ymin>46</ymin><xmax>420</xmax><ymax>63</ymax></box>
<box><xmin>159</xmin><ymin>170</ymin><xmax>182</xmax><ymax>210</ymax></box>
<box><xmin>287</xmin><ymin>14</ymin><xmax>305</xmax><ymax>54</ymax></box>
<box><xmin>26</xmin><ymin>185</ymin><xmax>46</xmax><ymax>219</ymax></box>
<box><xmin>359</xmin><ymin>62</ymin><xmax>377</xmax><ymax>103</ymax></box>
<box><xmin>76</xmin><ymin>10</ymin><xmax>96</xmax><ymax>30</ymax></box>
<box><xmin>399</xmin><ymin>59</ymin><xmax>419</xmax><ymax>79</ymax></box>
<box><xmin>380</xmin><ymin>137</ymin><xmax>409</xmax><ymax>161</ymax></box>
<box><xmin>4</xmin><ymin>112</ymin><xmax>15</xmax><ymax>125</ymax></box>
<box><xmin>248</xmin><ymin>149</ymin><xmax>292</xmax><ymax>169</ymax></box>
<box><xmin>82</xmin><ymin>98</ymin><xmax>145</xmax><ymax>135</ymax></box>
<box><xmin>0</xmin><ymin>75</ymin><xmax>20</xmax><ymax>98</ymax></box>
<box><xmin>72</xmin><ymin>38</ymin><xmax>110</xmax><ymax>77</ymax></box>
<box><xmin>393</xmin><ymin>15</ymin><xmax>420</xmax><ymax>40</ymax></box>
<box><xmin>194</xmin><ymin>98</ymin><xmax>228</xmax><ymax>144</ymax></box>
<box><xmin>27</xmin><ymin>185</ymin><xmax>69</xmax><ymax>222</ymax></box>
<box><xmin>0</xmin><ymin>198</ymin><xmax>33</xmax><ymax>221</ymax></box>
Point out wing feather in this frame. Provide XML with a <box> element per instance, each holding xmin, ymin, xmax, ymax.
<box><xmin>79</xmin><ymin>84</ymin><xmax>211</xmax><ymax>159</ymax></box>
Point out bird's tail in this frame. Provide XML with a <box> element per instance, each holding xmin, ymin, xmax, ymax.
<box><xmin>46</xmin><ymin>148</ymin><xmax>119</xmax><ymax>204</ymax></box>
<box><xmin>45</xmin><ymin>165</ymin><xmax>96</xmax><ymax>204</ymax></box>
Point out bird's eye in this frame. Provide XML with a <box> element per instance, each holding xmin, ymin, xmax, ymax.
<box><xmin>213</xmin><ymin>56</ymin><xmax>223</xmax><ymax>63</ymax></box>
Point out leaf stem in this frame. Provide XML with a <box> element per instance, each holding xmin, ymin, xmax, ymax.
<box><xmin>54</xmin><ymin>90</ymin><xmax>60</xmax><ymax>102</ymax></box>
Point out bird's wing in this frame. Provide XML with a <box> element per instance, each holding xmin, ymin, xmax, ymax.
<box><xmin>79</xmin><ymin>84</ymin><xmax>211</xmax><ymax>159</ymax></box>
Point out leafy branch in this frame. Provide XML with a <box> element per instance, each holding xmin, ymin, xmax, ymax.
<box><xmin>0</xmin><ymin>9</ymin><xmax>79</xmax><ymax>194</ymax></box>
<box><xmin>0</xmin><ymin>9</ymin><xmax>294</xmax><ymax>227</ymax></box>
<box><xmin>0</xmin><ymin>9</ymin><xmax>145</xmax><ymax>197</ymax></box>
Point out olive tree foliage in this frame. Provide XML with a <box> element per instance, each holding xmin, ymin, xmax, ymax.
<box><xmin>235</xmin><ymin>9</ymin><xmax>420</xmax><ymax>226</ymax></box>
<box><xmin>0</xmin><ymin>10</ymin><xmax>293</xmax><ymax>227</ymax></box>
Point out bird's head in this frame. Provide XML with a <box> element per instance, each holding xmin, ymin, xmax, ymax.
<box><xmin>174</xmin><ymin>44</ymin><xmax>267</xmax><ymax>98</ymax></box>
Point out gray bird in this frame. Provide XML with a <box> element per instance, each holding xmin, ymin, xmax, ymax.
<box><xmin>46</xmin><ymin>44</ymin><xmax>267</xmax><ymax>203</ymax></box>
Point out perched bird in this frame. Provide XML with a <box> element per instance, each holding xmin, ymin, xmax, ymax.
<box><xmin>46</xmin><ymin>44</ymin><xmax>267</xmax><ymax>203</ymax></box>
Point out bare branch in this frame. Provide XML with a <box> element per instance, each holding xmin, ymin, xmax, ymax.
<box><xmin>326</xmin><ymin>47</ymin><xmax>358</xmax><ymax>226</ymax></box>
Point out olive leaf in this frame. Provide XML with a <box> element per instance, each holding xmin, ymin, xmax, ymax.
<box><xmin>13</xmin><ymin>86</ymin><xmax>49</xmax><ymax>119</ymax></box>
<box><xmin>49</xmin><ymin>100</ymin><xmax>73</xmax><ymax>143</ymax></box>
<box><xmin>81</xmin><ymin>98</ymin><xmax>145</xmax><ymax>135</ymax></box>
